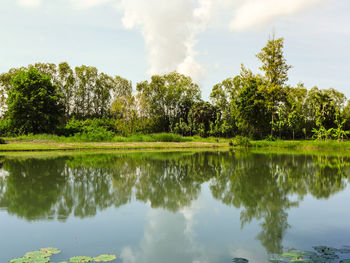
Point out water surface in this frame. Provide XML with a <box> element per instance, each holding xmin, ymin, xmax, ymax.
<box><xmin>0</xmin><ymin>151</ymin><xmax>350</xmax><ymax>262</ymax></box>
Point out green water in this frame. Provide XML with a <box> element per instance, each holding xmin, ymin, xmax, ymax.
<box><xmin>0</xmin><ymin>151</ymin><xmax>350</xmax><ymax>262</ymax></box>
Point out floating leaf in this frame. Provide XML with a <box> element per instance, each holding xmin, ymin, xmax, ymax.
<box><xmin>312</xmin><ymin>246</ymin><xmax>338</xmax><ymax>255</ymax></box>
<box><xmin>282</xmin><ymin>252</ymin><xmax>303</xmax><ymax>259</ymax></box>
<box><xmin>232</xmin><ymin>258</ymin><xmax>249</xmax><ymax>263</ymax></box>
<box><xmin>40</xmin><ymin>247</ymin><xmax>61</xmax><ymax>255</ymax></box>
<box><xmin>269</xmin><ymin>257</ymin><xmax>287</xmax><ymax>262</ymax></box>
<box><xmin>290</xmin><ymin>259</ymin><xmax>312</xmax><ymax>263</ymax></box>
<box><xmin>9</xmin><ymin>257</ymin><xmax>27</xmax><ymax>263</ymax></box>
<box><xmin>340</xmin><ymin>260</ymin><xmax>350</xmax><ymax>263</ymax></box>
<box><xmin>25</xmin><ymin>250</ymin><xmax>49</xmax><ymax>259</ymax></box>
<box><xmin>94</xmin><ymin>254</ymin><xmax>117</xmax><ymax>262</ymax></box>
<box><xmin>69</xmin><ymin>256</ymin><xmax>94</xmax><ymax>263</ymax></box>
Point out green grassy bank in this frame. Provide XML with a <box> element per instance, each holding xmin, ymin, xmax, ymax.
<box><xmin>251</xmin><ymin>140</ymin><xmax>350</xmax><ymax>150</ymax></box>
<box><xmin>0</xmin><ymin>140</ymin><xmax>228</xmax><ymax>152</ymax></box>
<box><xmin>2</xmin><ymin>133</ymin><xmax>350</xmax><ymax>152</ymax></box>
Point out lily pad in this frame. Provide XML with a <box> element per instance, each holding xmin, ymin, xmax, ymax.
<box><xmin>312</xmin><ymin>246</ymin><xmax>338</xmax><ymax>255</ymax></box>
<box><xmin>269</xmin><ymin>257</ymin><xmax>287</xmax><ymax>262</ymax></box>
<box><xmin>40</xmin><ymin>247</ymin><xmax>61</xmax><ymax>255</ymax></box>
<box><xmin>232</xmin><ymin>258</ymin><xmax>249</xmax><ymax>263</ymax></box>
<box><xmin>69</xmin><ymin>256</ymin><xmax>94</xmax><ymax>263</ymax></box>
<box><xmin>340</xmin><ymin>260</ymin><xmax>350</xmax><ymax>263</ymax></box>
<box><xmin>9</xmin><ymin>257</ymin><xmax>28</xmax><ymax>263</ymax></box>
<box><xmin>24</xmin><ymin>250</ymin><xmax>49</xmax><ymax>259</ymax></box>
<box><xmin>94</xmin><ymin>254</ymin><xmax>117</xmax><ymax>262</ymax></box>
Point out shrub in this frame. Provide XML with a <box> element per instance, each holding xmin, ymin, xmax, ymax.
<box><xmin>72</xmin><ymin>126</ymin><xmax>115</xmax><ymax>142</ymax></box>
<box><xmin>61</xmin><ymin>118</ymin><xmax>116</xmax><ymax>136</ymax></box>
<box><xmin>0</xmin><ymin>119</ymin><xmax>12</xmax><ymax>136</ymax></box>
<box><xmin>231</xmin><ymin>136</ymin><xmax>251</xmax><ymax>147</ymax></box>
<box><xmin>265</xmin><ymin>135</ymin><xmax>277</xmax><ymax>141</ymax></box>
<box><xmin>150</xmin><ymin>133</ymin><xmax>191</xmax><ymax>142</ymax></box>
<box><xmin>0</xmin><ymin>137</ymin><xmax>5</xmax><ymax>144</ymax></box>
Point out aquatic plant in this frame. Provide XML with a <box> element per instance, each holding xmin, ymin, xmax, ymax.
<box><xmin>232</xmin><ymin>245</ymin><xmax>350</xmax><ymax>263</ymax></box>
<box><xmin>9</xmin><ymin>248</ymin><xmax>117</xmax><ymax>263</ymax></box>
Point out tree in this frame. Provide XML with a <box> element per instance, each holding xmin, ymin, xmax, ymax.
<box><xmin>235</xmin><ymin>66</ymin><xmax>270</xmax><ymax>138</ymax></box>
<box><xmin>188</xmin><ymin>101</ymin><xmax>217</xmax><ymax>136</ymax></box>
<box><xmin>6</xmin><ymin>68</ymin><xmax>63</xmax><ymax>134</ymax></box>
<box><xmin>257</xmin><ymin>37</ymin><xmax>291</xmax><ymax>136</ymax></box>
<box><xmin>284</xmin><ymin>83</ymin><xmax>307</xmax><ymax>140</ymax></box>
<box><xmin>306</xmin><ymin>87</ymin><xmax>346</xmax><ymax>131</ymax></box>
<box><xmin>136</xmin><ymin>72</ymin><xmax>201</xmax><ymax>131</ymax></box>
<box><xmin>256</xmin><ymin>37</ymin><xmax>292</xmax><ymax>86</ymax></box>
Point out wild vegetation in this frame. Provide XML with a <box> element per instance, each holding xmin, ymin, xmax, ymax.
<box><xmin>1</xmin><ymin>36</ymin><xmax>350</xmax><ymax>142</ymax></box>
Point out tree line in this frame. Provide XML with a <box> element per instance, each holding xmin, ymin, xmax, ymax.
<box><xmin>1</xmin><ymin>37</ymin><xmax>350</xmax><ymax>139</ymax></box>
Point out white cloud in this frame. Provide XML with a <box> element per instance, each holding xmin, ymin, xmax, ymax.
<box><xmin>15</xmin><ymin>0</ymin><xmax>324</xmax><ymax>81</ymax></box>
<box><xmin>70</xmin><ymin>0</ymin><xmax>113</xmax><ymax>8</ymax></box>
<box><xmin>229</xmin><ymin>0</ymin><xmax>324</xmax><ymax>31</ymax></box>
<box><xmin>119</xmin><ymin>0</ymin><xmax>209</xmax><ymax>81</ymax></box>
<box><xmin>17</xmin><ymin>0</ymin><xmax>41</xmax><ymax>7</ymax></box>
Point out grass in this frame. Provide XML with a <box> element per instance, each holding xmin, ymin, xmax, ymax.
<box><xmin>251</xmin><ymin>139</ymin><xmax>350</xmax><ymax>150</ymax></box>
<box><xmin>0</xmin><ymin>135</ymin><xmax>229</xmax><ymax>152</ymax></box>
<box><xmin>3</xmin><ymin>133</ymin><xmax>230</xmax><ymax>143</ymax></box>
<box><xmin>3</xmin><ymin>133</ymin><xmax>350</xmax><ymax>152</ymax></box>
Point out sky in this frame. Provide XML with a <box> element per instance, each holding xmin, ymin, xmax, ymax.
<box><xmin>0</xmin><ymin>0</ymin><xmax>349</xmax><ymax>100</ymax></box>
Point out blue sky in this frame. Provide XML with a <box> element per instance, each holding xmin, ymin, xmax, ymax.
<box><xmin>0</xmin><ymin>0</ymin><xmax>349</xmax><ymax>100</ymax></box>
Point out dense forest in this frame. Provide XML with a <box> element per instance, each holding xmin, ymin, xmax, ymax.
<box><xmin>1</xmin><ymin>37</ymin><xmax>350</xmax><ymax>140</ymax></box>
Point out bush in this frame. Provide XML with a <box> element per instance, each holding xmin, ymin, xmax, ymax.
<box><xmin>231</xmin><ymin>136</ymin><xmax>251</xmax><ymax>147</ymax></box>
<box><xmin>0</xmin><ymin>119</ymin><xmax>12</xmax><ymax>137</ymax></box>
<box><xmin>0</xmin><ymin>137</ymin><xmax>5</xmax><ymax>144</ymax></box>
<box><xmin>72</xmin><ymin>126</ymin><xmax>116</xmax><ymax>142</ymax></box>
<box><xmin>61</xmin><ymin>118</ymin><xmax>116</xmax><ymax>136</ymax></box>
<box><xmin>265</xmin><ymin>135</ymin><xmax>277</xmax><ymax>141</ymax></box>
<box><xmin>150</xmin><ymin>133</ymin><xmax>191</xmax><ymax>142</ymax></box>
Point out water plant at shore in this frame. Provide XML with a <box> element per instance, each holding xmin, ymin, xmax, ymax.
<box><xmin>233</xmin><ymin>245</ymin><xmax>350</xmax><ymax>263</ymax></box>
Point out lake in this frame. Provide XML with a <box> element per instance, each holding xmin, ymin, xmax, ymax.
<box><xmin>1</xmin><ymin>150</ymin><xmax>350</xmax><ymax>263</ymax></box>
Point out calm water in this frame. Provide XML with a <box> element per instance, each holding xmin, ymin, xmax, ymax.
<box><xmin>1</xmin><ymin>151</ymin><xmax>350</xmax><ymax>262</ymax></box>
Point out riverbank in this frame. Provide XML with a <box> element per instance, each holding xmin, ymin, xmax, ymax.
<box><xmin>2</xmin><ymin>135</ymin><xmax>350</xmax><ymax>152</ymax></box>
<box><xmin>251</xmin><ymin>140</ymin><xmax>350</xmax><ymax>150</ymax></box>
<box><xmin>0</xmin><ymin>140</ymin><xmax>228</xmax><ymax>152</ymax></box>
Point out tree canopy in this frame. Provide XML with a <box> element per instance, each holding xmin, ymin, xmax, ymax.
<box><xmin>6</xmin><ymin>68</ymin><xmax>63</xmax><ymax>134</ymax></box>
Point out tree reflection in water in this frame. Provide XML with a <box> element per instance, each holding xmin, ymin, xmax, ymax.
<box><xmin>0</xmin><ymin>151</ymin><xmax>349</xmax><ymax>254</ymax></box>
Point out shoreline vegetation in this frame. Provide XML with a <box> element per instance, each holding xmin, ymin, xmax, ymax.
<box><xmin>2</xmin><ymin>133</ymin><xmax>350</xmax><ymax>152</ymax></box>
<box><xmin>2</xmin><ymin>37</ymin><xmax>350</xmax><ymax>148</ymax></box>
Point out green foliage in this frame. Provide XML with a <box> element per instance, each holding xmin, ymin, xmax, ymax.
<box><xmin>1</xmin><ymin>37</ymin><xmax>350</xmax><ymax>140</ymax></box>
<box><xmin>0</xmin><ymin>119</ymin><xmax>12</xmax><ymax>136</ymax></box>
<box><xmin>231</xmin><ymin>136</ymin><xmax>251</xmax><ymax>147</ymax></box>
<box><xmin>256</xmin><ymin>36</ymin><xmax>292</xmax><ymax>86</ymax></box>
<box><xmin>265</xmin><ymin>135</ymin><xmax>277</xmax><ymax>141</ymax></box>
<box><xmin>6</xmin><ymin>68</ymin><xmax>64</xmax><ymax>134</ymax></box>
<box><xmin>0</xmin><ymin>137</ymin><xmax>5</xmax><ymax>144</ymax></box>
<box><xmin>187</xmin><ymin>101</ymin><xmax>217</xmax><ymax>137</ymax></box>
<box><xmin>137</xmin><ymin>71</ymin><xmax>201</xmax><ymax>131</ymax></box>
<box><xmin>72</xmin><ymin>127</ymin><xmax>115</xmax><ymax>142</ymax></box>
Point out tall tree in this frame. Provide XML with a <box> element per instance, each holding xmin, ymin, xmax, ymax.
<box><xmin>235</xmin><ymin>66</ymin><xmax>270</xmax><ymax>138</ymax></box>
<box><xmin>6</xmin><ymin>68</ymin><xmax>63</xmax><ymax>134</ymax></box>
<box><xmin>256</xmin><ymin>37</ymin><xmax>291</xmax><ymax>136</ymax></box>
<box><xmin>137</xmin><ymin>72</ymin><xmax>201</xmax><ymax>131</ymax></box>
